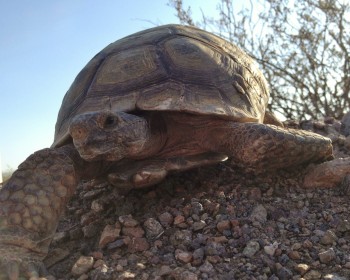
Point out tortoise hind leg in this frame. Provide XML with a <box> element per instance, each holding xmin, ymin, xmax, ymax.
<box><xmin>0</xmin><ymin>145</ymin><xmax>103</xmax><ymax>279</ymax></box>
<box><xmin>208</xmin><ymin>122</ymin><xmax>333</xmax><ymax>172</ymax></box>
<box><xmin>108</xmin><ymin>152</ymin><xmax>228</xmax><ymax>189</ymax></box>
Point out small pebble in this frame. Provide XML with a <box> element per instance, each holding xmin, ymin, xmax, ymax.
<box><xmin>304</xmin><ymin>270</ymin><xmax>322</xmax><ymax>279</ymax></box>
<box><xmin>192</xmin><ymin>220</ymin><xmax>206</xmax><ymax>231</ymax></box>
<box><xmin>71</xmin><ymin>256</ymin><xmax>94</xmax><ymax>276</ymax></box>
<box><xmin>294</xmin><ymin>263</ymin><xmax>310</xmax><ymax>276</ymax></box>
<box><xmin>264</xmin><ymin>241</ymin><xmax>279</xmax><ymax>256</ymax></box>
<box><xmin>99</xmin><ymin>223</ymin><xmax>121</xmax><ymax>248</ymax></box>
<box><xmin>143</xmin><ymin>218</ymin><xmax>164</xmax><ymax>239</ymax></box>
<box><xmin>175</xmin><ymin>249</ymin><xmax>193</xmax><ymax>263</ymax></box>
<box><xmin>319</xmin><ymin>248</ymin><xmax>336</xmax><ymax>264</ymax></box>
<box><xmin>243</xmin><ymin>240</ymin><xmax>260</xmax><ymax>257</ymax></box>
<box><xmin>250</xmin><ymin>204</ymin><xmax>267</xmax><ymax>224</ymax></box>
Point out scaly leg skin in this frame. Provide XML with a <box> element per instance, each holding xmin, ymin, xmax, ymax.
<box><xmin>108</xmin><ymin>152</ymin><xmax>228</xmax><ymax>189</ymax></box>
<box><xmin>0</xmin><ymin>144</ymin><xmax>102</xmax><ymax>279</ymax></box>
<box><xmin>209</xmin><ymin>122</ymin><xmax>334</xmax><ymax>172</ymax></box>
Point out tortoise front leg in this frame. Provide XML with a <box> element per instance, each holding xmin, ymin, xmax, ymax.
<box><xmin>0</xmin><ymin>145</ymin><xmax>102</xmax><ymax>279</ymax></box>
<box><xmin>206</xmin><ymin>122</ymin><xmax>334</xmax><ymax>172</ymax></box>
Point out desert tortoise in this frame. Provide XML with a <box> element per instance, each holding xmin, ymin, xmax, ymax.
<box><xmin>0</xmin><ymin>24</ymin><xmax>333</xmax><ymax>278</ymax></box>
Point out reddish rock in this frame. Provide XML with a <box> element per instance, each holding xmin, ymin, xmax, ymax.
<box><xmin>303</xmin><ymin>157</ymin><xmax>350</xmax><ymax>188</ymax></box>
<box><xmin>99</xmin><ymin>223</ymin><xmax>121</xmax><ymax>248</ymax></box>
<box><xmin>158</xmin><ymin>212</ymin><xmax>174</xmax><ymax>227</ymax></box>
<box><xmin>175</xmin><ymin>249</ymin><xmax>193</xmax><ymax>263</ymax></box>
<box><xmin>119</xmin><ymin>215</ymin><xmax>139</xmax><ymax>227</ymax></box>
<box><xmin>248</xmin><ymin>187</ymin><xmax>262</xmax><ymax>200</ymax></box>
<box><xmin>174</xmin><ymin>215</ymin><xmax>185</xmax><ymax>225</ymax></box>
<box><xmin>128</xmin><ymin>237</ymin><xmax>150</xmax><ymax>253</ymax></box>
<box><xmin>288</xmin><ymin>250</ymin><xmax>301</xmax><ymax>260</ymax></box>
<box><xmin>122</xmin><ymin>226</ymin><xmax>145</xmax><ymax>238</ymax></box>
<box><xmin>216</xmin><ymin>220</ymin><xmax>231</xmax><ymax>232</ymax></box>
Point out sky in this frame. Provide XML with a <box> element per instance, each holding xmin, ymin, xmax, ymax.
<box><xmin>0</xmin><ymin>0</ymin><xmax>221</xmax><ymax>171</ymax></box>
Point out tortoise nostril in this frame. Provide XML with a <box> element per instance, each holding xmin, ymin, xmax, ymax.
<box><xmin>71</xmin><ymin>127</ymin><xmax>87</xmax><ymax>142</ymax></box>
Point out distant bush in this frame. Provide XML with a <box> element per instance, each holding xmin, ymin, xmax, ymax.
<box><xmin>169</xmin><ymin>0</ymin><xmax>350</xmax><ymax>120</ymax></box>
<box><xmin>2</xmin><ymin>167</ymin><xmax>14</xmax><ymax>183</ymax></box>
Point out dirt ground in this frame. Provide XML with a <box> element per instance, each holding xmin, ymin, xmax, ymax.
<box><xmin>45</xmin><ymin>118</ymin><xmax>350</xmax><ymax>280</ymax></box>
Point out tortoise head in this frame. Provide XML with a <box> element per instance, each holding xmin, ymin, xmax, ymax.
<box><xmin>69</xmin><ymin>111</ymin><xmax>150</xmax><ymax>161</ymax></box>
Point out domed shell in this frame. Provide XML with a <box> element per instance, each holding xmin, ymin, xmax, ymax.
<box><xmin>53</xmin><ymin>24</ymin><xmax>269</xmax><ymax>147</ymax></box>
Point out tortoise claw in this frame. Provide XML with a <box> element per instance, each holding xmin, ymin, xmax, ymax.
<box><xmin>7</xmin><ymin>260</ymin><xmax>20</xmax><ymax>280</ymax></box>
<box><xmin>0</xmin><ymin>258</ymin><xmax>47</xmax><ymax>280</ymax></box>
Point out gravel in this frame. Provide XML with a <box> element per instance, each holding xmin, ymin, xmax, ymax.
<box><xmin>45</xmin><ymin>117</ymin><xmax>350</xmax><ymax>279</ymax></box>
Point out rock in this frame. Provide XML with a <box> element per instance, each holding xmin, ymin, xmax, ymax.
<box><xmin>120</xmin><ymin>271</ymin><xmax>136</xmax><ymax>278</ymax></box>
<box><xmin>178</xmin><ymin>270</ymin><xmax>198</xmax><ymax>280</ymax></box>
<box><xmin>276</xmin><ymin>266</ymin><xmax>293</xmax><ymax>280</ymax></box>
<box><xmin>175</xmin><ymin>249</ymin><xmax>193</xmax><ymax>263</ymax></box>
<box><xmin>158</xmin><ymin>212</ymin><xmax>174</xmax><ymax>227</ymax></box>
<box><xmin>336</xmin><ymin>219</ymin><xmax>350</xmax><ymax>233</ymax></box>
<box><xmin>320</xmin><ymin>230</ymin><xmax>337</xmax><ymax>245</ymax></box>
<box><xmin>318</xmin><ymin>248</ymin><xmax>336</xmax><ymax>264</ymax></box>
<box><xmin>82</xmin><ymin>222</ymin><xmax>100</xmax><ymax>238</ymax></box>
<box><xmin>294</xmin><ymin>263</ymin><xmax>310</xmax><ymax>276</ymax></box>
<box><xmin>250</xmin><ymin>204</ymin><xmax>267</xmax><ymax>224</ymax></box>
<box><xmin>303</xmin><ymin>270</ymin><xmax>322</xmax><ymax>279</ymax></box>
<box><xmin>122</xmin><ymin>226</ymin><xmax>145</xmax><ymax>238</ymax></box>
<box><xmin>119</xmin><ymin>215</ymin><xmax>139</xmax><ymax>227</ymax></box>
<box><xmin>243</xmin><ymin>240</ymin><xmax>260</xmax><ymax>257</ymax></box>
<box><xmin>170</xmin><ymin>230</ymin><xmax>193</xmax><ymax>247</ymax></box>
<box><xmin>71</xmin><ymin>256</ymin><xmax>94</xmax><ymax>276</ymax></box>
<box><xmin>93</xmin><ymin>259</ymin><xmax>106</xmax><ymax>268</ymax></box>
<box><xmin>91</xmin><ymin>251</ymin><xmax>103</xmax><ymax>259</ymax></box>
<box><xmin>144</xmin><ymin>218</ymin><xmax>164</xmax><ymax>239</ymax></box>
<box><xmin>193</xmin><ymin>247</ymin><xmax>205</xmax><ymax>264</ymax></box>
<box><xmin>288</xmin><ymin>250</ymin><xmax>301</xmax><ymax>260</ymax></box>
<box><xmin>107</xmin><ymin>238</ymin><xmax>126</xmax><ymax>250</ymax></box>
<box><xmin>303</xmin><ymin>157</ymin><xmax>350</xmax><ymax>188</ymax></box>
<box><xmin>99</xmin><ymin>223</ymin><xmax>121</xmax><ymax>248</ymax></box>
<box><xmin>199</xmin><ymin>261</ymin><xmax>214</xmax><ymax>274</ymax></box>
<box><xmin>216</xmin><ymin>220</ymin><xmax>230</xmax><ymax>232</ymax></box>
<box><xmin>291</xmin><ymin>242</ymin><xmax>302</xmax><ymax>250</ymax></box>
<box><xmin>324</xmin><ymin>274</ymin><xmax>348</xmax><ymax>280</ymax></box>
<box><xmin>170</xmin><ymin>267</ymin><xmax>198</xmax><ymax>280</ymax></box>
<box><xmin>127</xmin><ymin>237</ymin><xmax>150</xmax><ymax>253</ymax></box>
<box><xmin>157</xmin><ymin>265</ymin><xmax>172</xmax><ymax>276</ymax></box>
<box><xmin>91</xmin><ymin>199</ymin><xmax>104</xmax><ymax>212</ymax></box>
<box><xmin>192</xmin><ymin>220</ymin><xmax>206</xmax><ymax>231</ymax></box>
<box><xmin>264</xmin><ymin>242</ymin><xmax>279</xmax><ymax>256</ymax></box>
<box><xmin>77</xmin><ymin>274</ymin><xmax>88</xmax><ymax>280</ymax></box>
<box><xmin>248</xmin><ymin>187</ymin><xmax>262</xmax><ymax>200</ymax></box>
<box><xmin>205</xmin><ymin>241</ymin><xmax>225</xmax><ymax>256</ymax></box>
<box><xmin>191</xmin><ymin>201</ymin><xmax>204</xmax><ymax>215</ymax></box>
<box><xmin>174</xmin><ymin>215</ymin><xmax>185</xmax><ymax>225</ymax></box>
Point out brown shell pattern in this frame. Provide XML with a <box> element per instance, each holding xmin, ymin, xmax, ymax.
<box><xmin>53</xmin><ymin>24</ymin><xmax>269</xmax><ymax>147</ymax></box>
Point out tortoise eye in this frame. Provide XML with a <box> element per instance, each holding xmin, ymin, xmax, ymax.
<box><xmin>104</xmin><ymin>116</ymin><xmax>116</xmax><ymax>128</ymax></box>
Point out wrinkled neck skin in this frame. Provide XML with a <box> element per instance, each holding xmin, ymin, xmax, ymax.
<box><xmin>136</xmin><ymin>112</ymin><xmax>227</xmax><ymax>159</ymax></box>
<box><xmin>129</xmin><ymin>112</ymin><xmax>167</xmax><ymax>159</ymax></box>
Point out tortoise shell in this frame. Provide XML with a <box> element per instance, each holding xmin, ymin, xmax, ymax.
<box><xmin>53</xmin><ymin>24</ymin><xmax>269</xmax><ymax>147</ymax></box>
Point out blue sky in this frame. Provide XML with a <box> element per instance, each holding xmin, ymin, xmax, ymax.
<box><xmin>0</xmin><ymin>0</ymin><xmax>221</xmax><ymax>170</ymax></box>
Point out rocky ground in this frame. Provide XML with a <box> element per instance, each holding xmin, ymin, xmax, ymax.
<box><xmin>45</xmin><ymin>117</ymin><xmax>350</xmax><ymax>280</ymax></box>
